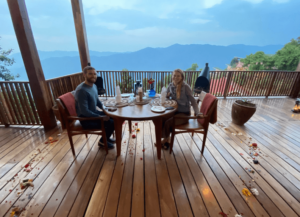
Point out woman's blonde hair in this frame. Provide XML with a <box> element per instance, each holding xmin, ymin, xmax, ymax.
<box><xmin>172</xmin><ymin>69</ymin><xmax>184</xmax><ymax>99</ymax></box>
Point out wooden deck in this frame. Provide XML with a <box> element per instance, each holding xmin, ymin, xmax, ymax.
<box><xmin>0</xmin><ymin>98</ymin><xmax>300</xmax><ymax>217</ymax></box>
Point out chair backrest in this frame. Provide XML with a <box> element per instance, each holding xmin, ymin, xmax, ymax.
<box><xmin>198</xmin><ymin>93</ymin><xmax>218</xmax><ymax>126</ymax></box>
<box><xmin>95</xmin><ymin>76</ymin><xmax>104</xmax><ymax>89</ymax></box>
<box><xmin>198</xmin><ymin>91</ymin><xmax>207</xmax><ymax>102</ymax></box>
<box><xmin>198</xmin><ymin>91</ymin><xmax>207</xmax><ymax>110</ymax></box>
<box><xmin>58</xmin><ymin>92</ymin><xmax>77</xmax><ymax>117</ymax></box>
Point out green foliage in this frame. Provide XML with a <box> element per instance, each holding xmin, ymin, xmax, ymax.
<box><xmin>117</xmin><ymin>68</ymin><xmax>133</xmax><ymax>93</ymax></box>
<box><xmin>273</xmin><ymin>38</ymin><xmax>300</xmax><ymax>70</ymax></box>
<box><xmin>230</xmin><ymin>57</ymin><xmax>239</xmax><ymax>68</ymax></box>
<box><xmin>186</xmin><ymin>63</ymin><xmax>198</xmax><ymax>71</ymax></box>
<box><xmin>240</xmin><ymin>51</ymin><xmax>274</xmax><ymax>70</ymax></box>
<box><xmin>0</xmin><ymin>37</ymin><xmax>18</xmax><ymax>81</ymax></box>
<box><xmin>240</xmin><ymin>37</ymin><xmax>300</xmax><ymax>71</ymax></box>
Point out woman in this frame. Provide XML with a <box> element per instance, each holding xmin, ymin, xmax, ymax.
<box><xmin>161</xmin><ymin>69</ymin><xmax>201</xmax><ymax>149</ymax></box>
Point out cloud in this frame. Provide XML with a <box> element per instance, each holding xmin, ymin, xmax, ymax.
<box><xmin>203</xmin><ymin>0</ymin><xmax>223</xmax><ymax>8</ymax></box>
<box><xmin>273</xmin><ymin>0</ymin><xmax>289</xmax><ymax>2</ymax></box>
<box><xmin>82</xmin><ymin>0</ymin><xmax>224</xmax><ymax>17</ymax></box>
<box><xmin>242</xmin><ymin>0</ymin><xmax>289</xmax><ymax>3</ymax></box>
<box><xmin>190</xmin><ymin>19</ymin><xmax>211</xmax><ymax>24</ymax></box>
<box><xmin>96</xmin><ymin>22</ymin><xmax>127</xmax><ymax>30</ymax></box>
<box><xmin>82</xmin><ymin>0</ymin><xmax>139</xmax><ymax>15</ymax></box>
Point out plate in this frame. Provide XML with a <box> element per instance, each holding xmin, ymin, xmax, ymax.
<box><xmin>121</xmin><ymin>94</ymin><xmax>130</xmax><ymax>98</ymax></box>
<box><xmin>151</xmin><ymin>106</ymin><xmax>166</xmax><ymax>113</ymax></box>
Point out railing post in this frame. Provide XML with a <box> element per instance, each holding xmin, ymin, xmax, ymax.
<box><xmin>290</xmin><ymin>72</ymin><xmax>300</xmax><ymax>98</ymax></box>
<box><xmin>0</xmin><ymin>96</ymin><xmax>9</xmax><ymax>127</ymax></box>
<box><xmin>266</xmin><ymin>72</ymin><xmax>278</xmax><ymax>98</ymax></box>
<box><xmin>223</xmin><ymin>71</ymin><xmax>233</xmax><ymax>98</ymax></box>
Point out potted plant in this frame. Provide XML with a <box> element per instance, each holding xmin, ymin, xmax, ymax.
<box><xmin>231</xmin><ymin>98</ymin><xmax>256</xmax><ymax>125</ymax></box>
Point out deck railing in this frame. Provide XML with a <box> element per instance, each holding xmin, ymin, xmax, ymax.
<box><xmin>0</xmin><ymin>81</ymin><xmax>40</xmax><ymax>126</ymax></box>
<box><xmin>1</xmin><ymin>70</ymin><xmax>299</xmax><ymax>126</ymax></box>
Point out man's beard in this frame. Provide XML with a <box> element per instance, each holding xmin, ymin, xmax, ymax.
<box><xmin>87</xmin><ymin>77</ymin><xmax>96</xmax><ymax>83</ymax></box>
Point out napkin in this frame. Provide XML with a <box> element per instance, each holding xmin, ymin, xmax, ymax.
<box><xmin>116</xmin><ymin>86</ymin><xmax>122</xmax><ymax>103</ymax></box>
<box><xmin>161</xmin><ymin>87</ymin><xmax>167</xmax><ymax>105</ymax></box>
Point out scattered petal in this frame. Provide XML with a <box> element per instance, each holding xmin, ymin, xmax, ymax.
<box><xmin>219</xmin><ymin>212</ymin><xmax>228</xmax><ymax>217</ymax></box>
<box><xmin>235</xmin><ymin>215</ymin><xmax>242</xmax><ymax>217</ymax></box>
<box><xmin>242</xmin><ymin>188</ymin><xmax>252</xmax><ymax>196</ymax></box>
<box><xmin>251</xmin><ymin>188</ymin><xmax>259</xmax><ymax>196</ymax></box>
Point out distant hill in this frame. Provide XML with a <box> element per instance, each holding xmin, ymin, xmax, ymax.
<box><xmin>8</xmin><ymin>44</ymin><xmax>283</xmax><ymax>81</ymax></box>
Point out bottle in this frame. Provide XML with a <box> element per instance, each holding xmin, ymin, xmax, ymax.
<box><xmin>138</xmin><ymin>87</ymin><xmax>143</xmax><ymax>102</ymax></box>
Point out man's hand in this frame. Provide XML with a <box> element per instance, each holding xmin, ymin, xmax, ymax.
<box><xmin>101</xmin><ymin>115</ymin><xmax>110</xmax><ymax>121</ymax></box>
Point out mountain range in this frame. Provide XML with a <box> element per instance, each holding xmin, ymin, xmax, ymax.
<box><xmin>8</xmin><ymin>43</ymin><xmax>284</xmax><ymax>81</ymax></box>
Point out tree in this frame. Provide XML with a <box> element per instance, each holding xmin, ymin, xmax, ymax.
<box><xmin>230</xmin><ymin>57</ymin><xmax>239</xmax><ymax>68</ymax></box>
<box><xmin>186</xmin><ymin>63</ymin><xmax>199</xmax><ymax>71</ymax></box>
<box><xmin>273</xmin><ymin>37</ymin><xmax>300</xmax><ymax>70</ymax></box>
<box><xmin>240</xmin><ymin>37</ymin><xmax>300</xmax><ymax>71</ymax></box>
<box><xmin>0</xmin><ymin>37</ymin><xmax>18</xmax><ymax>81</ymax></box>
<box><xmin>240</xmin><ymin>51</ymin><xmax>274</xmax><ymax>70</ymax></box>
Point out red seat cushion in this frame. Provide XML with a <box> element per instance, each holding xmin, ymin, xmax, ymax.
<box><xmin>59</xmin><ymin>92</ymin><xmax>77</xmax><ymax>116</ymax></box>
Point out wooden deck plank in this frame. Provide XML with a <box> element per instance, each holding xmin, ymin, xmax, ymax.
<box><xmin>39</xmin><ymin>135</ymin><xmax>101</xmax><ymax>217</ymax></box>
<box><xmin>207</xmin><ymin>130</ymin><xmax>286</xmax><ymax>217</ymax></box>
<box><xmin>102</xmin><ymin>123</ymin><xmax>131</xmax><ymax>217</ymax></box>
<box><xmin>175</xmin><ymin>134</ymin><xmax>222</xmax><ymax>216</ymax></box>
<box><xmin>180</xmin><ymin>134</ymin><xmax>238</xmax><ymax>217</ymax></box>
<box><xmin>131</xmin><ymin>122</ymin><xmax>145</xmax><ymax>217</ymax></box>
<box><xmin>208</xmin><ymin>124</ymin><xmax>298</xmax><ymax>217</ymax></box>
<box><xmin>0</xmin><ymin>127</ymin><xmax>42</xmax><ymax>159</ymax></box>
<box><xmin>143</xmin><ymin>121</ymin><xmax>161</xmax><ymax>217</ymax></box>
<box><xmin>172</xmin><ymin>136</ymin><xmax>210</xmax><ymax>216</ymax></box>
<box><xmin>84</xmin><ymin>123</ymin><xmax>126</xmax><ymax>217</ymax></box>
<box><xmin>53</xmin><ymin>141</ymin><xmax>106</xmax><ymax>217</ymax></box>
<box><xmin>0</xmin><ymin>132</ymin><xmax>82</xmax><ymax>216</ymax></box>
<box><xmin>0</xmin><ymin>129</ymin><xmax>63</xmax><ymax>203</ymax></box>
<box><xmin>188</xmin><ymin>133</ymin><xmax>256</xmax><ymax>217</ymax></box>
<box><xmin>227</xmin><ymin>122</ymin><xmax>300</xmax><ymax>181</ymax></box>
<box><xmin>149</xmin><ymin>122</ymin><xmax>178</xmax><ymax>217</ymax></box>
<box><xmin>26</xmin><ymin>135</ymin><xmax>98</xmax><ymax>217</ymax></box>
<box><xmin>0</xmin><ymin>98</ymin><xmax>300</xmax><ymax>217</ymax></box>
<box><xmin>1</xmin><ymin>134</ymin><xmax>88</xmax><ymax>217</ymax></box>
<box><xmin>211</xmin><ymin>123</ymin><xmax>300</xmax><ymax>215</ymax></box>
<box><xmin>0</xmin><ymin>126</ymin><xmax>35</xmax><ymax>145</ymax></box>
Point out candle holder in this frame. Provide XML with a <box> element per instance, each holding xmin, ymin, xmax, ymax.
<box><xmin>292</xmin><ymin>99</ymin><xmax>300</xmax><ymax>113</ymax></box>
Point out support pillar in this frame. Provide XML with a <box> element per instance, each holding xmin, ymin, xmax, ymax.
<box><xmin>7</xmin><ymin>0</ymin><xmax>57</xmax><ymax>130</ymax></box>
<box><xmin>71</xmin><ymin>0</ymin><xmax>90</xmax><ymax>69</ymax></box>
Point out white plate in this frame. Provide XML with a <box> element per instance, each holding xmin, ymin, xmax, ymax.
<box><xmin>151</xmin><ymin>106</ymin><xmax>166</xmax><ymax>113</ymax></box>
<box><xmin>121</xmin><ymin>94</ymin><xmax>130</xmax><ymax>98</ymax></box>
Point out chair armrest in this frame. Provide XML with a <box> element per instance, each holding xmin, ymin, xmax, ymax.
<box><xmin>174</xmin><ymin>114</ymin><xmax>208</xmax><ymax>120</ymax></box>
<box><xmin>67</xmin><ymin>116</ymin><xmax>108</xmax><ymax>121</ymax></box>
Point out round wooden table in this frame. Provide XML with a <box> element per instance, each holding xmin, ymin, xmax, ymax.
<box><xmin>103</xmin><ymin>102</ymin><xmax>177</xmax><ymax>159</ymax></box>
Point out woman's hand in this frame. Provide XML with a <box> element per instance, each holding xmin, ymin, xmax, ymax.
<box><xmin>196</xmin><ymin>113</ymin><xmax>204</xmax><ymax>118</ymax></box>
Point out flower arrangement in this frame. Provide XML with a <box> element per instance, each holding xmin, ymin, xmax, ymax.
<box><xmin>147</xmin><ymin>78</ymin><xmax>155</xmax><ymax>84</ymax></box>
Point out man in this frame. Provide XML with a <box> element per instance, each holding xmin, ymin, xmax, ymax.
<box><xmin>74</xmin><ymin>65</ymin><xmax>115</xmax><ymax>149</ymax></box>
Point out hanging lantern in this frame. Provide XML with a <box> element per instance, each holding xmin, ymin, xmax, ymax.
<box><xmin>292</xmin><ymin>99</ymin><xmax>300</xmax><ymax>113</ymax></box>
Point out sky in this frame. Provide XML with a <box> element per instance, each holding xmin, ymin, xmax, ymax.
<box><xmin>1</xmin><ymin>0</ymin><xmax>299</xmax><ymax>53</ymax></box>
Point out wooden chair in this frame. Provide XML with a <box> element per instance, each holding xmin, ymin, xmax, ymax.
<box><xmin>170</xmin><ymin>97</ymin><xmax>218</xmax><ymax>154</ymax></box>
<box><xmin>56</xmin><ymin>93</ymin><xmax>109</xmax><ymax>156</ymax></box>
